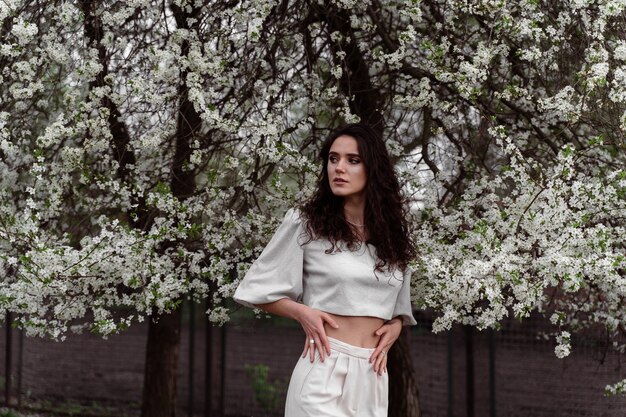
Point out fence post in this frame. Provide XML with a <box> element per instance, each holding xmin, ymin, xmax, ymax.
<box><xmin>17</xmin><ymin>326</ymin><xmax>23</xmax><ymax>409</ymax></box>
<box><xmin>447</xmin><ymin>328</ymin><xmax>454</xmax><ymax>417</ymax></box>
<box><xmin>465</xmin><ymin>326</ymin><xmax>474</xmax><ymax>417</ymax></box>
<box><xmin>204</xmin><ymin>300</ymin><xmax>213</xmax><ymax>417</ymax></box>
<box><xmin>4</xmin><ymin>311</ymin><xmax>12</xmax><ymax>406</ymax></box>
<box><xmin>188</xmin><ymin>296</ymin><xmax>195</xmax><ymax>417</ymax></box>
<box><xmin>219</xmin><ymin>325</ymin><xmax>226</xmax><ymax>417</ymax></box>
<box><xmin>489</xmin><ymin>328</ymin><xmax>496</xmax><ymax>417</ymax></box>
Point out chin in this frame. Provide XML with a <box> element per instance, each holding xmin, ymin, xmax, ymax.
<box><xmin>331</xmin><ymin>189</ymin><xmax>358</xmax><ymax>198</ymax></box>
<box><xmin>330</xmin><ymin>186</ymin><xmax>349</xmax><ymax>196</ymax></box>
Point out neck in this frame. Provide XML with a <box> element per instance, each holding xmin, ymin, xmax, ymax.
<box><xmin>343</xmin><ymin>196</ymin><xmax>365</xmax><ymax>225</ymax></box>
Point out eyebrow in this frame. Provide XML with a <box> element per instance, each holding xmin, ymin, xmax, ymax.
<box><xmin>329</xmin><ymin>151</ymin><xmax>361</xmax><ymax>157</ymax></box>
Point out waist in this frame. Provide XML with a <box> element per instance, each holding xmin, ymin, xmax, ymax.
<box><xmin>327</xmin><ymin>336</ymin><xmax>376</xmax><ymax>359</ymax></box>
<box><xmin>323</xmin><ymin>313</ymin><xmax>385</xmax><ymax>348</ymax></box>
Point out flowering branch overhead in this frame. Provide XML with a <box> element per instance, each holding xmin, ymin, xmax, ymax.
<box><xmin>0</xmin><ymin>0</ymin><xmax>625</xmax><ymax>391</ymax></box>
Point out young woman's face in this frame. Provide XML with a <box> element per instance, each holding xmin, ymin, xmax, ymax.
<box><xmin>327</xmin><ymin>135</ymin><xmax>367</xmax><ymax>199</ymax></box>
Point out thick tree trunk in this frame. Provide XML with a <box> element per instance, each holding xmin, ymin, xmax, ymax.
<box><xmin>388</xmin><ymin>329</ymin><xmax>421</xmax><ymax>417</ymax></box>
<box><xmin>141</xmin><ymin>309</ymin><xmax>183</xmax><ymax>417</ymax></box>
<box><xmin>322</xmin><ymin>4</ymin><xmax>385</xmax><ymax>133</ymax></box>
<box><xmin>139</xmin><ymin>5</ymin><xmax>201</xmax><ymax>417</ymax></box>
<box><xmin>321</xmin><ymin>5</ymin><xmax>422</xmax><ymax>414</ymax></box>
<box><xmin>82</xmin><ymin>3</ymin><xmax>185</xmax><ymax>415</ymax></box>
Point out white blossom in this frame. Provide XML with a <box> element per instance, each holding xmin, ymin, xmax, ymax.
<box><xmin>0</xmin><ymin>2</ymin><xmax>624</xmax><ymax>391</ymax></box>
<box><xmin>11</xmin><ymin>18</ymin><xmax>38</xmax><ymax>45</ymax></box>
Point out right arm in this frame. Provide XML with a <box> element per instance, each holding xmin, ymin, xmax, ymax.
<box><xmin>256</xmin><ymin>298</ymin><xmax>339</xmax><ymax>362</ymax></box>
<box><xmin>233</xmin><ymin>209</ymin><xmax>338</xmax><ymax>362</ymax></box>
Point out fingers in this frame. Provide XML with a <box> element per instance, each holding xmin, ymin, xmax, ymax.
<box><xmin>309</xmin><ymin>335</ymin><xmax>317</xmax><ymax>362</ymax></box>
<box><xmin>322</xmin><ymin>313</ymin><xmax>339</xmax><ymax>329</ymax></box>
<box><xmin>300</xmin><ymin>310</ymin><xmax>338</xmax><ymax>363</ymax></box>
<box><xmin>370</xmin><ymin>329</ymin><xmax>390</xmax><ymax>363</ymax></box>
<box><xmin>380</xmin><ymin>353</ymin><xmax>388</xmax><ymax>375</ymax></box>
<box><xmin>375</xmin><ymin>321</ymin><xmax>395</xmax><ymax>337</ymax></box>
<box><xmin>373</xmin><ymin>344</ymin><xmax>390</xmax><ymax>375</ymax></box>
<box><xmin>373</xmin><ymin>322</ymin><xmax>390</xmax><ymax>342</ymax></box>
<box><xmin>316</xmin><ymin>333</ymin><xmax>326</xmax><ymax>362</ymax></box>
<box><xmin>370</xmin><ymin>345</ymin><xmax>383</xmax><ymax>363</ymax></box>
<box><xmin>370</xmin><ymin>325</ymin><xmax>392</xmax><ymax>375</ymax></box>
<box><xmin>373</xmin><ymin>346</ymin><xmax>386</xmax><ymax>375</ymax></box>
<box><xmin>302</xmin><ymin>336</ymin><xmax>310</xmax><ymax>358</ymax></box>
<box><xmin>319</xmin><ymin>330</ymin><xmax>332</xmax><ymax>357</ymax></box>
<box><xmin>308</xmin><ymin>333</ymin><xmax>327</xmax><ymax>363</ymax></box>
<box><xmin>313</xmin><ymin>313</ymin><xmax>337</xmax><ymax>360</ymax></box>
<box><xmin>320</xmin><ymin>314</ymin><xmax>337</xmax><ymax>356</ymax></box>
<box><xmin>303</xmin><ymin>334</ymin><xmax>331</xmax><ymax>363</ymax></box>
<box><xmin>303</xmin><ymin>331</ymin><xmax>330</xmax><ymax>363</ymax></box>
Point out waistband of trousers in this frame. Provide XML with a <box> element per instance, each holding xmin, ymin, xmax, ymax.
<box><xmin>328</xmin><ymin>336</ymin><xmax>375</xmax><ymax>359</ymax></box>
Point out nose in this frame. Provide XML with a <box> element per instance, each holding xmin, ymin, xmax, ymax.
<box><xmin>335</xmin><ymin>159</ymin><xmax>346</xmax><ymax>173</ymax></box>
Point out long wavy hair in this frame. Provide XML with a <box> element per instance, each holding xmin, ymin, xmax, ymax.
<box><xmin>299</xmin><ymin>123</ymin><xmax>416</xmax><ymax>272</ymax></box>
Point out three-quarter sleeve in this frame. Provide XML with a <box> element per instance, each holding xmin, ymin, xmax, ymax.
<box><xmin>233</xmin><ymin>208</ymin><xmax>305</xmax><ymax>309</ymax></box>
<box><xmin>392</xmin><ymin>268</ymin><xmax>417</xmax><ymax>325</ymax></box>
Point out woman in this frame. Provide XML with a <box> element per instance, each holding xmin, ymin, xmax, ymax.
<box><xmin>233</xmin><ymin>123</ymin><xmax>417</xmax><ymax>416</ymax></box>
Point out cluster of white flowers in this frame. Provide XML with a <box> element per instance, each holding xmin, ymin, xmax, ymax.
<box><xmin>10</xmin><ymin>18</ymin><xmax>38</xmax><ymax>45</ymax></box>
<box><xmin>0</xmin><ymin>0</ymin><xmax>625</xmax><ymax>393</ymax></box>
<box><xmin>606</xmin><ymin>379</ymin><xmax>626</xmax><ymax>396</ymax></box>
<box><xmin>554</xmin><ymin>331</ymin><xmax>572</xmax><ymax>359</ymax></box>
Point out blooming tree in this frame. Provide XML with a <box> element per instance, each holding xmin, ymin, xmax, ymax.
<box><xmin>1</xmin><ymin>0</ymin><xmax>626</xmax><ymax>414</ymax></box>
<box><xmin>389</xmin><ymin>0</ymin><xmax>626</xmax><ymax>393</ymax></box>
<box><xmin>398</xmin><ymin>1</ymin><xmax>626</xmax><ymax>344</ymax></box>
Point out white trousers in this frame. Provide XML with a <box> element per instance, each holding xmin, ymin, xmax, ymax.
<box><xmin>284</xmin><ymin>336</ymin><xmax>388</xmax><ymax>417</ymax></box>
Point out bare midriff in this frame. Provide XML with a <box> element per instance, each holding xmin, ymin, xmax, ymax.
<box><xmin>323</xmin><ymin>312</ymin><xmax>384</xmax><ymax>348</ymax></box>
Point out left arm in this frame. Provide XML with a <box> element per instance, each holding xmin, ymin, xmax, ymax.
<box><xmin>369</xmin><ymin>317</ymin><xmax>403</xmax><ymax>375</ymax></box>
<box><xmin>369</xmin><ymin>267</ymin><xmax>416</xmax><ymax>375</ymax></box>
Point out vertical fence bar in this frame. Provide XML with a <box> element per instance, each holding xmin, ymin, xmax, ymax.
<box><xmin>17</xmin><ymin>326</ymin><xmax>23</xmax><ymax>409</ymax></box>
<box><xmin>205</xmin><ymin>300</ymin><xmax>213</xmax><ymax>417</ymax></box>
<box><xmin>219</xmin><ymin>325</ymin><xmax>226</xmax><ymax>417</ymax></box>
<box><xmin>466</xmin><ymin>326</ymin><xmax>474</xmax><ymax>417</ymax></box>
<box><xmin>447</xmin><ymin>328</ymin><xmax>453</xmax><ymax>417</ymax></box>
<box><xmin>4</xmin><ymin>311</ymin><xmax>12</xmax><ymax>406</ymax></box>
<box><xmin>188</xmin><ymin>296</ymin><xmax>195</xmax><ymax>417</ymax></box>
<box><xmin>489</xmin><ymin>328</ymin><xmax>496</xmax><ymax>417</ymax></box>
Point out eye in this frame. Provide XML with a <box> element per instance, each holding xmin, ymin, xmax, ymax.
<box><xmin>349</xmin><ymin>158</ymin><xmax>361</xmax><ymax>164</ymax></box>
<box><xmin>329</xmin><ymin>155</ymin><xmax>338</xmax><ymax>163</ymax></box>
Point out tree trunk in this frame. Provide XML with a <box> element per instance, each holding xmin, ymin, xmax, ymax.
<box><xmin>141</xmin><ymin>308</ymin><xmax>183</xmax><ymax>417</ymax></box>
<box><xmin>388</xmin><ymin>329</ymin><xmax>421</xmax><ymax>417</ymax></box>
<box><xmin>321</xmin><ymin>5</ymin><xmax>422</xmax><ymax>415</ymax></box>
<box><xmin>139</xmin><ymin>5</ymin><xmax>201</xmax><ymax>417</ymax></box>
<box><xmin>322</xmin><ymin>4</ymin><xmax>385</xmax><ymax>133</ymax></box>
<box><xmin>83</xmin><ymin>2</ymin><xmax>187</xmax><ymax>414</ymax></box>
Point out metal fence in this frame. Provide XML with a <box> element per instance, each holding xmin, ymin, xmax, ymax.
<box><xmin>2</xmin><ymin>303</ymin><xmax>626</xmax><ymax>417</ymax></box>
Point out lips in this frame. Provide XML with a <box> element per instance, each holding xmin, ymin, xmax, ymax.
<box><xmin>333</xmin><ymin>178</ymin><xmax>348</xmax><ymax>183</ymax></box>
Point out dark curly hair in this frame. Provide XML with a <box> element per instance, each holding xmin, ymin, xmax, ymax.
<box><xmin>299</xmin><ymin>123</ymin><xmax>416</xmax><ymax>272</ymax></box>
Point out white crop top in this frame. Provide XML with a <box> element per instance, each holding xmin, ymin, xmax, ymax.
<box><xmin>233</xmin><ymin>208</ymin><xmax>417</xmax><ymax>325</ymax></box>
